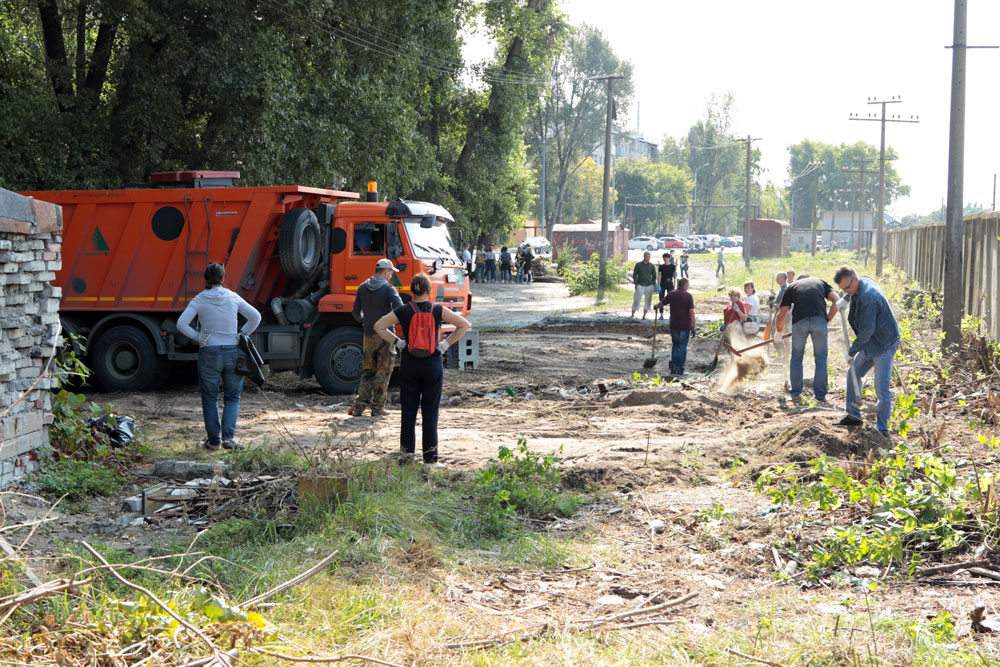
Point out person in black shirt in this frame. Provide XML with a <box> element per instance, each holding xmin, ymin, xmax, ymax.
<box><xmin>657</xmin><ymin>253</ymin><xmax>676</xmax><ymax>314</ymax></box>
<box><xmin>373</xmin><ymin>273</ymin><xmax>471</xmax><ymax>467</ymax></box>
<box><xmin>774</xmin><ymin>276</ymin><xmax>840</xmax><ymax>404</ymax></box>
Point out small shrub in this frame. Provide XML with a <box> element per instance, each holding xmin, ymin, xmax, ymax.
<box><xmin>466</xmin><ymin>438</ymin><xmax>579</xmax><ymax>539</ymax></box>
<box><xmin>565</xmin><ymin>252</ymin><xmax>630</xmax><ymax>296</ymax></box>
<box><xmin>554</xmin><ymin>243</ymin><xmax>578</xmax><ymax>274</ymax></box>
<box><xmin>32</xmin><ymin>459</ymin><xmax>124</xmax><ymax>500</ymax></box>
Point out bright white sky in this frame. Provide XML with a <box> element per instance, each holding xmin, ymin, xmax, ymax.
<box><xmin>465</xmin><ymin>0</ymin><xmax>1000</xmax><ymax>217</ymax></box>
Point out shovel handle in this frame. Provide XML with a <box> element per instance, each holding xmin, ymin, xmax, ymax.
<box><xmin>731</xmin><ymin>333</ymin><xmax>791</xmax><ymax>355</ymax></box>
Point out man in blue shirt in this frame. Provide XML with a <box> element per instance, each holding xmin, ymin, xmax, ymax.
<box><xmin>832</xmin><ymin>266</ymin><xmax>900</xmax><ymax>435</ymax></box>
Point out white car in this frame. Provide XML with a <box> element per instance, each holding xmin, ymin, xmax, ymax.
<box><xmin>522</xmin><ymin>236</ymin><xmax>552</xmax><ymax>256</ymax></box>
<box><xmin>628</xmin><ymin>236</ymin><xmax>663</xmax><ymax>250</ymax></box>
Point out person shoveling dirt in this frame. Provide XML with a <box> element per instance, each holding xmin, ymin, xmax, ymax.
<box><xmin>717</xmin><ymin>326</ymin><xmax>769</xmax><ymax>392</ymax></box>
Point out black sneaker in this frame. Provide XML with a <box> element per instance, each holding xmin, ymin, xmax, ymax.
<box><xmin>834</xmin><ymin>416</ymin><xmax>863</xmax><ymax>427</ymax></box>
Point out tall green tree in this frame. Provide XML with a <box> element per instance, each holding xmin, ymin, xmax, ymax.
<box><xmin>525</xmin><ymin>23</ymin><xmax>633</xmax><ymax>238</ymax></box>
<box><xmin>613</xmin><ymin>159</ymin><xmax>691</xmax><ymax>236</ymax></box>
<box><xmin>0</xmin><ymin>0</ymin><xmax>558</xmax><ymax>241</ymax></box>
<box><xmin>786</xmin><ymin>139</ymin><xmax>910</xmax><ymax>228</ymax></box>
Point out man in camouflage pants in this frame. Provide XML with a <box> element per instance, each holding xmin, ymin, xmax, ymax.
<box><xmin>350</xmin><ymin>259</ymin><xmax>404</xmax><ymax>417</ymax></box>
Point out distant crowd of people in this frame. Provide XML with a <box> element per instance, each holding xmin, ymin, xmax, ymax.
<box><xmin>464</xmin><ymin>243</ymin><xmax>537</xmax><ymax>284</ymax></box>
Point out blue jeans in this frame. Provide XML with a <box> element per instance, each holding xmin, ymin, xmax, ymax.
<box><xmin>789</xmin><ymin>316</ymin><xmax>828</xmax><ymax>401</ymax></box>
<box><xmin>846</xmin><ymin>340</ymin><xmax>898</xmax><ymax>433</ymax></box>
<box><xmin>198</xmin><ymin>345</ymin><xmax>244</xmax><ymax>445</ymax></box>
<box><xmin>474</xmin><ymin>263</ymin><xmax>484</xmax><ymax>282</ymax></box>
<box><xmin>500</xmin><ymin>266</ymin><xmax>512</xmax><ymax>283</ymax></box>
<box><xmin>670</xmin><ymin>329</ymin><xmax>690</xmax><ymax>375</ymax></box>
<box><xmin>485</xmin><ymin>260</ymin><xmax>497</xmax><ymax>282</ymax></box>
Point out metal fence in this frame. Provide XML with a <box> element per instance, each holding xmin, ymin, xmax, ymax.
<box><xmin>887</xmin><ymin>212</ymin><xmax>1000</xmax><ymax>339</ymax></box>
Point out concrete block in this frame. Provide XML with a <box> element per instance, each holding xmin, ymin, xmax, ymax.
<box><xmin>0</xmin><ymin>240</ymin><xmax>10</xmax><ymax>251</ymax></box>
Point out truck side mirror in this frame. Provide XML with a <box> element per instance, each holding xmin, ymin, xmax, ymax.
<box><xmin>386</xmin><ymin>222</ymin><xmax>403</xmax><ymax>259</ymax></box>
<box><xmin>420</xmin><ymin>214</ymin><xmax>435</xmax><ymax>229</ymax></box>
<box><xmin>456</xmin><ymin>228</ymin><xmax>464</xmax><ymax>250</ymax></box>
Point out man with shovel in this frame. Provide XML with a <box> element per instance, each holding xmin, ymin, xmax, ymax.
<box><xmin>653</xmin><ymin>278</ymin><xmax>696</xmax><ymax>376</ymax></box>
<box><xmin>832</xmin><ymin>267</ymin><xmax>900</xmax><ymax>436</ymax></box>
<box><xmin>774</xmin><ymin>276</ymin><xmax>841</xmax><ymax>405</ymax></box>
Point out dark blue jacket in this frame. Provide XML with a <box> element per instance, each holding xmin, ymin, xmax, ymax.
<box><xmin>352</xmin><ymin>277</ymin><xmax>404</xmax><ymax>335</ymax></box>
<box><xmin>847</xmin><ymin>276</ymin><xmax>899</xmax><ymax>358</ymax></box>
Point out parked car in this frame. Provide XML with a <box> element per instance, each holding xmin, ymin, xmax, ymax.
<box><xmin>522</xmin><ymin>236</ymin><xmax>552</xmax><ymax>256</ymax></box>
<box><xmin>628</xmin><ymin>236</ymin><xmax>663</xmax><ymax>250</ymax></box>
<box><xmin>660</xmin><ymin>237</ymin><xmax>685</xmax><ymax>248</ymax></box>
<box><xmin>719</xmin><ymin>237</ymin><xmax>736</xmax><ymax>247</ymax></box>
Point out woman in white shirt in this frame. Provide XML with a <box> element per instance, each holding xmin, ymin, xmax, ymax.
<box><xmin>743</xmin><ymin>281</ymin><xmax>761</xmax><ymax>322</ymax></box>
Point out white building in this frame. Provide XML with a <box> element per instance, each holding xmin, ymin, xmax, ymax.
<box><xmin>592</xmin><ymin>129</ymin><xmax>658</xmax><ymax>166</ymax></box>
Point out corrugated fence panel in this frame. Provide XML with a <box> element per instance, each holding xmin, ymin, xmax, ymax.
<box><xmin>887</xmin><ymin>213</ymin><xmax>1000</xmax><ymax>340</ymax></box>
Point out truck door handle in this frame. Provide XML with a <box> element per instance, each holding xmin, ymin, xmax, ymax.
<box><xmin>345</xmin><ymin>275</ymin><xmax>357</xmax><ymax>280</ymax></box>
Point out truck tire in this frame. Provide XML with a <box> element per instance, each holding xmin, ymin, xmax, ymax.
<box><xmin>91</xmin><ymin>325</ymin><xmax>167</xmax><ymax>392</ymax></box>
<box><xmin>313</xmin><ymin>327</ymin><xmax>364</xmax><ymax>394</ymax></box>
<box><xmin>279</xmin><ymin>208</ymin><xmax>322</xmax><ymax>281</ymax></box>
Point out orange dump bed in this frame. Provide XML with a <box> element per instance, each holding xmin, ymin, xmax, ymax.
<box><xmin>21</xmin><ymin>185</ymin><xmax>358</xmax><ymax>312</ymax></box>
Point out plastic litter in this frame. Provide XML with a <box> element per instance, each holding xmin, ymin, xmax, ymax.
<box><xmin>84</xmin><ymin>413</ymin><xmax>136</xmax><ymax>446</ymax></box>
<box><xmin>504</xmin><ymin>386</ymin><xmax>516</xmax><ymax>397</ymax></box>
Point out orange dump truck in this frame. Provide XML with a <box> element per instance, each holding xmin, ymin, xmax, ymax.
<box><xmin>22</xmin><ymin>171</ymin><xmax>471</xmax><ymax>393</ymax></box>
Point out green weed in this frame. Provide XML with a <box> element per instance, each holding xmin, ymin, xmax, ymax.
<box><xmin>31</xmin><ymin>459</ymin><xmax>124</xmax><ymax>501</ymax></box>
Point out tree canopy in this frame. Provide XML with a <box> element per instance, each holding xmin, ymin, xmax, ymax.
<box><xmin>0</xmin><ymin>0</ymin><xmax>562</xmax><ymax>241</ymax></box>
<box><xmin>786</xmin><ymin>139</ymin><xmax>910</xmax><ymax>228</ymax></box>
<box><xmin>525</xmin><ymin>23</ymin><xmax>633</xmax><ymax>237</ymax></box>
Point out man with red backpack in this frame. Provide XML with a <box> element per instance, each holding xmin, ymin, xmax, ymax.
<box><xmin>374</xmin><ymin>273</ymin><xmax>471</xmax><ymax>467</ymax></box>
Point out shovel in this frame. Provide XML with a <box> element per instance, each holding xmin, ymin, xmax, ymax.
<box><xmin>840</xmin><ymin>306</ymin><xmax>863</xmax><ymax>408</ymax></box>
<box><xmin>643</xmin><ymin>313</ymin><xmax>658</xmax><ymax>369</ymax></box>
<box><xmin>705</xmin><ymin>322</ymin><xmax>729</xmax><ymax>376</ymax></box>
<box><xmin>730</xmin><ymin>333</ymin><xmax>791</xmax><ymax>355</ymax></box>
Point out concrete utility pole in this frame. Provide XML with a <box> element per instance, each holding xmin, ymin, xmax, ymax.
<box><xmin>942</xmin><ymin>0</ymin><xmax>968</xmax><ymax>349</ymax></box>
<box><xmin>540</xmin><ymin>116</ymin><xmax>547</xmax><ymax>238</ymax></box>
<box><xmin>849</xmin><ymin>98</ymin><xmax>919</xmax><ymax>275</ymax></box>
<box><xmin>809</xmin><ymin>162</ymin><xmax>824</xmax><ymax>256</ymax></box>
<box><xmin>593</xmin><ymin>74</ymin><xmax>622</xmax><ymax>294</ymax></box>
<box><xmin>742</xmin><ymin>135</ymin><xmax>761</xmax><ymax>268</ymax></box>
<box><xmin>842</xmin><ymin>158</ymin><xmax>876</xmax><ymax>251</ymax></box>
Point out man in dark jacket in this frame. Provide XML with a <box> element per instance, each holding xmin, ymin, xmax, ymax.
<box><xmin>350</xmin><ymin>258</ymin><xmax>404</xmax><ymax>417</ymax></box>
<box><xmin>833</xmin><ymin>266</ymin><xmax>900</xmax><ymax>435</ymax></box>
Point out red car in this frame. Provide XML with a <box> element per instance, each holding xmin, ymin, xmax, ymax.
<box><xmin>659</xmin><ymin>236</ymin><xmax>685</xmax><ymax>248</ymax></box>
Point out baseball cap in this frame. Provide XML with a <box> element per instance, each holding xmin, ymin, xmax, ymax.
<box><xmin>375</xmin><ymin>258</ymin><xmax>400</xmax><ymax>272</ymax></box>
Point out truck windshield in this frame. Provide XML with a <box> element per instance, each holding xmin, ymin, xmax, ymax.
<box><xmin>403</xmin><ymin>217</ymin><xmax>459</xmax><ymax>264</ymax></box>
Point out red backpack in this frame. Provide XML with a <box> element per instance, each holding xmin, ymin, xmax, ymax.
<box><xmin>407</xmin><ymin>303</ymin><xmax>438</xmax><ymax>358</ymax></box>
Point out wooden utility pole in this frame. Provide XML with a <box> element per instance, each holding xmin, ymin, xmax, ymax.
<box><xmin>849</xmin><ymin>98</ymin><xmax>918</xmax><ymax>275</ymax></box>
<box><xmin>942</xmin><ymin>0</ymin><xmax>967</xmax><ymax>349</ymax></box>
<box><xmin>593</xmin><ymin>74</ymin><xmax>622</xmax><ymax>295</ymax></box>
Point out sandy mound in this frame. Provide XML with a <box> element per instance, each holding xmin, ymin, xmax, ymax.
<box><xmin>756</xmin><ymin>416</ymin><xmax>889</xmax><ymax>462</ymax></box>
<box><xmin>561</xmin><ymin>463</ymin><xmax>661</xmax><ymax>491</ymax></box>
<box><xmin>610</xmin><ymin>389</ymin><xmax>689</xmax><ymax>408</ymax></box>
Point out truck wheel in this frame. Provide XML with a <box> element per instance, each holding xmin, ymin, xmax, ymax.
<box><xmin>279</xmin><ymin>208</ymin><xmax>321</xmax><ymax>281</ymax></box>
<box><xmin>313</xmin><ymin>327</ymin><xmax>364</xmax><ymax>394</ymax></box>
<box><xmin>91</xmin><ymin>326</ymin><xmax>166</xmax><ymax>392</ymax></box>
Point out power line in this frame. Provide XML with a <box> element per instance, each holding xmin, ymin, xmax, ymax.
<box><xmin>848</xmin><ymin>95</ymin><xmax>919</xmax><ymax>275</ymax></box>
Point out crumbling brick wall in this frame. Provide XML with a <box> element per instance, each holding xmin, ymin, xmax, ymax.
<box><xmin>0</xmin><ymin>189</ymin><xmax>62</xmax><ymax>487</ymax></box>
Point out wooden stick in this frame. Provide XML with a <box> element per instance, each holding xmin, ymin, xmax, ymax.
<box><xmin>579</xmin><ymin>591</ymin><xmax>698</xmax><ymax>626</ymax></box>
<box><xmin>725</xmin><ymin>647</ymin><xmax>788</xmax><ymax>667</ymax></box>
<box><xmin>915</xmin><ymin>559</ymin><xmax>990</xmax><ymax>578</ymax></box>
<box><xmin>616</xmin><ymin>619</ymin><xmax>679</xmax><ymax>630</ymax></box>
<box><xmin>250</xmin><ymin>647</ymin><xmax>404</xmax><ymax>666</ymax></box>
<box><xmin>732</xmin><ymin>334</ymin><xmax>791</xmax><ymax>356</ymax></box>
<box><xmin>241</xmin><ymin>551</ymin><xmax>338</xmax><ymax>608</ymax></box>
<box><xmin>0</xmin><ymin>535</ymin><xmax>43</xmax><ymax>587</ymax></box>
<box><xmin>81</xmin><ymin>541</ymin><xmax>225</xmax><ymax>663</ymax></box>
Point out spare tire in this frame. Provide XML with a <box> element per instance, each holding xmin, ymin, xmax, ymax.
<box><xmin>279</xmin><ymin>208</ymin><xmax>321</xmax><ymax>281</ymax></box>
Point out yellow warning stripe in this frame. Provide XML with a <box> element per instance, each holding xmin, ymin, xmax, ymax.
<box><xmin>345</xmin><ymin>286</ymin><xmax>411</xmax><ymax>292</ymax></box>
<box><xmin>65</xmin><ymin>297</ymin><xmax>98</xmax><ymax>302</ymax></box>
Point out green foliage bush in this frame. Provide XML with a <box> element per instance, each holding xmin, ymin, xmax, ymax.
<box><xmin>466</xmin><ymin>438</ymin><xmax>579</xmax><ymax>539</ymax></box>
<box><xmin>565</xmin><ymin>253</ymin><xmax>630</xmax><ymax>296</ymax></box>
<box><xmin>555</xmin><ymin>243</ymin><xmax>579</xmax><ymax>274</ymax></box>
<box><xmin>32</xmin><ymin>459</ymin><xmax>124</xmax><ymax>500</ymax></box>
<box><xmin>754</xmin><ymin>440</ymin><xmax>991</xmax><ymax>576</ymax></box>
